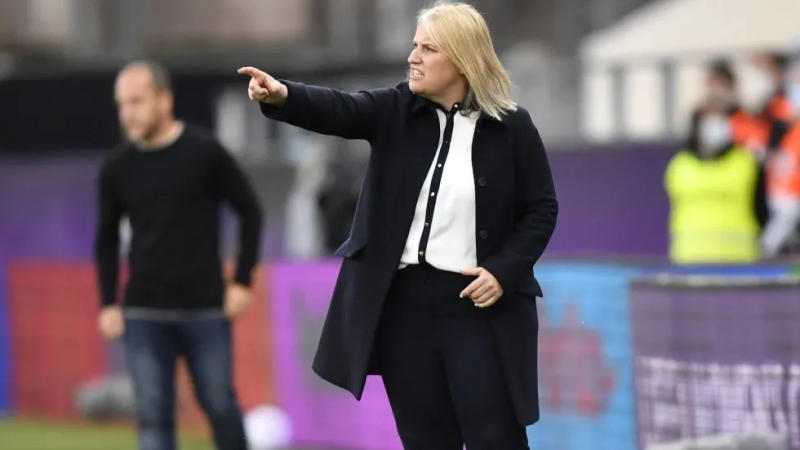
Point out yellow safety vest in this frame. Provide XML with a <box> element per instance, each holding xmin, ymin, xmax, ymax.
<box><xmin>664</xmin><ymin>147</ymin><xmax>760</xmax><ymax>264</ymax></box>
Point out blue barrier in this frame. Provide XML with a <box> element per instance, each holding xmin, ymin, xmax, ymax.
<box><xmin>527</xmin><ymin>263</ymin><xmax>639</xmax><ymax>450</ymax></box>
<box><xmin>643</xmin><ymin>264</ymin><xmax>790</xmax><ymax>278</ymax></box>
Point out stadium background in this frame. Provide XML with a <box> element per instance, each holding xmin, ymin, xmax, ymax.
<box><xmin>2</xmin><ymin>0</ymin><xmax>800</xmax><ymax>449</ymax></box>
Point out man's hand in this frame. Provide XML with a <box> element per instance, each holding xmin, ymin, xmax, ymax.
<box><xmin>224</xmin><ymin>283</ymin><xmax>252</xmax><ymax>319</ymax></box>
<box><xmin>459</xmin><ymin>267</ymin><xmax>504</xmax><ymax>308</ymax></box>
<box><xmin>237</xmin><ymin>66</ymin><xmax>288</xmax><ymax>105</ymax></box>
<box><xmin>98</xmin><ymin>305</ymin><xmax>125</xmax><ymax>340</ymax></box>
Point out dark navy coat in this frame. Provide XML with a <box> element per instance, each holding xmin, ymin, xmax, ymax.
<box><xmin>260</xmin><ymin>80</ymin><xmax>558</xmax><ymax>425</ymax></box>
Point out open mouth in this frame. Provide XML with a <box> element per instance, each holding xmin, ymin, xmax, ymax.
<box><xmin>410</xmin><ymin>68</ymin><xmax>424</xmax><ymax>79</ymax></box>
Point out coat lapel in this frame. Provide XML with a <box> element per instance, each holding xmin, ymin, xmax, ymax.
<box><xmin>386</xmin><ymin>107</ymin><xmax>440</xmax><ymax>260</ymax></box>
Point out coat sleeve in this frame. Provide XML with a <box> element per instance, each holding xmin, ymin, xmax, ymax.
<box><xmin>481</xmin><ymin>108</ymin><xmax>558</xmax><ymax>295</ymax></box>
<box><xmin>259</xmin><ymin>80</ymin><xmax>398</xmax><ymax>141</ymax></box>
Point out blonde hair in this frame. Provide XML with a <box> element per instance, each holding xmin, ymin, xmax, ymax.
<box><xmin>418</xmin><ymin>2</ymin><xmax>517</xmax><ymax>120</ymax></box>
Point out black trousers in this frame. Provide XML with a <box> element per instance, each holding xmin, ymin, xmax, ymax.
<box><xmin>372</xmin><ymin>264</ymin><xmax>529</xmax><ymax>450</ymax></box>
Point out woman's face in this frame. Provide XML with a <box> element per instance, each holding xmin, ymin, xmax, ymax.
<box><xmin>407</xmin><ymin>23</ymin><xmax>465</xmax><ymax>104</ymax></box>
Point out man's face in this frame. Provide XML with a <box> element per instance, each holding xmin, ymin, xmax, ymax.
<box><xmin>754</xmin><ymin>55</ymin><xmax>782</xmax><ymax>85</ymax></box>
<box><xmin>114</xmin><ymin>67</ymin><xmax>170</xmax><ymax>143</ymax></box>
<box><xmin>706</xmin><ymin>75</ymin><xmax>736</xmax><ymax>111</ymax></box>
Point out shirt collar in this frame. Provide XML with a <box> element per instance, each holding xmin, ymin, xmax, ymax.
<box><xmin>410</xmin><ymin>93</ymin><xmax>505</xmax><ymax>125</ymax></box>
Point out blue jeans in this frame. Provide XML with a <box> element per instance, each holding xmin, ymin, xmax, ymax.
<box><xmin>124</xmin><ymin>317</ymin><xmax>247</xmax><ymax>450</ymax></box>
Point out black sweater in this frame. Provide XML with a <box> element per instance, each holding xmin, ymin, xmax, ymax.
<box><xmin>94</xmin><ymin>125</ymin><xmax>262</xmax><ymax>310</ymax></box>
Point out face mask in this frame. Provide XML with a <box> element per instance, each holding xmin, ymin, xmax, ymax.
<box><xmin>697</xmin><ymin>114</ymin><xmax>731</xmax><ymax>156</ymax></box>
<box><xmin>750</xmin><ymin>69</ymin><xmax>776</xmax><ymax>107</ymax></box>
<box><xmin>786</xmin><ymin>82</ymin><xmax>800</xmax><ymax>113</ymax></box>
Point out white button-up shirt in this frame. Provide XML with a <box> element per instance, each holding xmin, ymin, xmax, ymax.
<box><xmin>399</xmin><ymin>108</ymin><xmax>479</xmax><ymax>272</ymax></box>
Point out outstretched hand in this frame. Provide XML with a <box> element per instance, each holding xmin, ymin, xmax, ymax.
<box><xmin>237</xmin><ymin>66</ymin><xmax>288</xmax><ymax>105</ymax></box>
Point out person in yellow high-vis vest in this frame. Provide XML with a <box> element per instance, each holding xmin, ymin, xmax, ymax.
<box><xmin>665</xmin><ymin>107</ymin><xmax>767</xmax><ymax>264</ymax></box>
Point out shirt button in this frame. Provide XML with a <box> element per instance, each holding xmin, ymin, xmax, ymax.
<box><xmin>479</xmin><ymin>230</ymin><xmax>489</xmax><ymax>239</ymax></box>
<box><xmin>430</xmin><ymin>192</ymin><xmax>436</xmax><ymax>197</ymax></box>
<box><xmin>437</xmin><ymin>164</ymin><xmax>443</xmax><ymax>168</ymax></box>
<box><xmin>424</xmin><ymin>222</ymin><xmax>430</xmax><ymax>228</ymax></box>
<box><xmin>478</xmin><ymin>176</ymin><xmax>487</xmax><ymax>187</ymax></box>
<box><xmin>419</xmin><ymin>251</ymin><xmax>425</xmax><ymax>257</ymax></box>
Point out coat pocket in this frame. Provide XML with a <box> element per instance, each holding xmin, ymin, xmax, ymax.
<box><xmin>516</xmin><ymin>274</ymin><xmax>543</xmax><ymax>298</ymax></box>
<box><xmin>334</xmin><ymin>235</ymin><xmax>367</xmax><ymax>259</ymax></box>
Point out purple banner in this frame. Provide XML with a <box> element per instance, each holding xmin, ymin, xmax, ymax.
<box><xmin>0</xmin><ymin>155</ymin><xmax>101</xmax><ymax>260</ymax></box>
<box><xmin>546</xmin><ymin>144</ymin><xmax>673</xmax><ymax>257</ymax></box>
<box><xmin>631</xmin><ymin>277</ymin><xmax>800</xmax><ymax>448</ymax></box>
<box><xmin>269</xmin><ymin>260</ymin><xmax>401</xmax><ymax>449</ymax></box>
<box><xmin>0</xmin><ymin>145</ymin><xmax>676</xmax><ymax>263</ymax></box>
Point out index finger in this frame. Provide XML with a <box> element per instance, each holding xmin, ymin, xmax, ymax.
<box><xmin>459</xmin><ymin>278</ymin><xmax>484</xmax><ymax>298</ymax></box>
<box><xmin>237</xmin><ymin>66</ymin><xmax>266</xmax><ymax>80</ymax></box>
<box><xmin>460</xmin><ymin>267</ymin><xmax>483</xmax><ymax>277</ymax></box>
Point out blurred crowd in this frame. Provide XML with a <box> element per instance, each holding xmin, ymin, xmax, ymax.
<box><xmin>665</xmin><ymin>51</ymin><xmax>800</xmax><ymax>264</ymax></box>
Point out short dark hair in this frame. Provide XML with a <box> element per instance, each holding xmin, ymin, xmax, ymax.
<box><xmin>764</xmin><ymin>52</ymin><xmax>789</xmax><ymax>71</ymax></box>
<box><xmin>119</xmin><ymin>60</ymin><xmax>172</xmax><ymax>92</ymax></box>
<box><xmin>708</xmin><ymin>59</ymin><xmax>736</xmax><ymax>85</ymax></box>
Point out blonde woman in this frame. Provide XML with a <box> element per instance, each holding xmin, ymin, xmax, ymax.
<box><xmin>239</xmin><ymin>3</ymin><xmax>557</xmax><ymax>448</ymax></box>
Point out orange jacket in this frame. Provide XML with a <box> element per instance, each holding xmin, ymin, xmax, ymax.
<box><xmin>767</xmin><ymin>120</ymin><xmax>800</xmax><ymax>199</ymax></box>
<box><xmin>750</xmin><ymin>95</ymin><xmax>796</xmax><ymax>152</ymax></box>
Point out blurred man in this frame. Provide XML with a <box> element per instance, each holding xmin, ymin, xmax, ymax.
<box><xmin>762</xmin><ymin>57</ymin><xmax>800</xmax><ymax>258</ymax></box>
<box><xmin>749</xmin><ymin>52</ymin><xmax>795</xmax><ymax>156</ymax></box>
<box><xmin>705</xmin><ymin>60</ymin><xmax>756</xmax><ymax>150</ymax></box>
<box><xmin>94</xmin><ymin>61</ymin><xmax>262</xmax><ymax>450</ymax></box>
